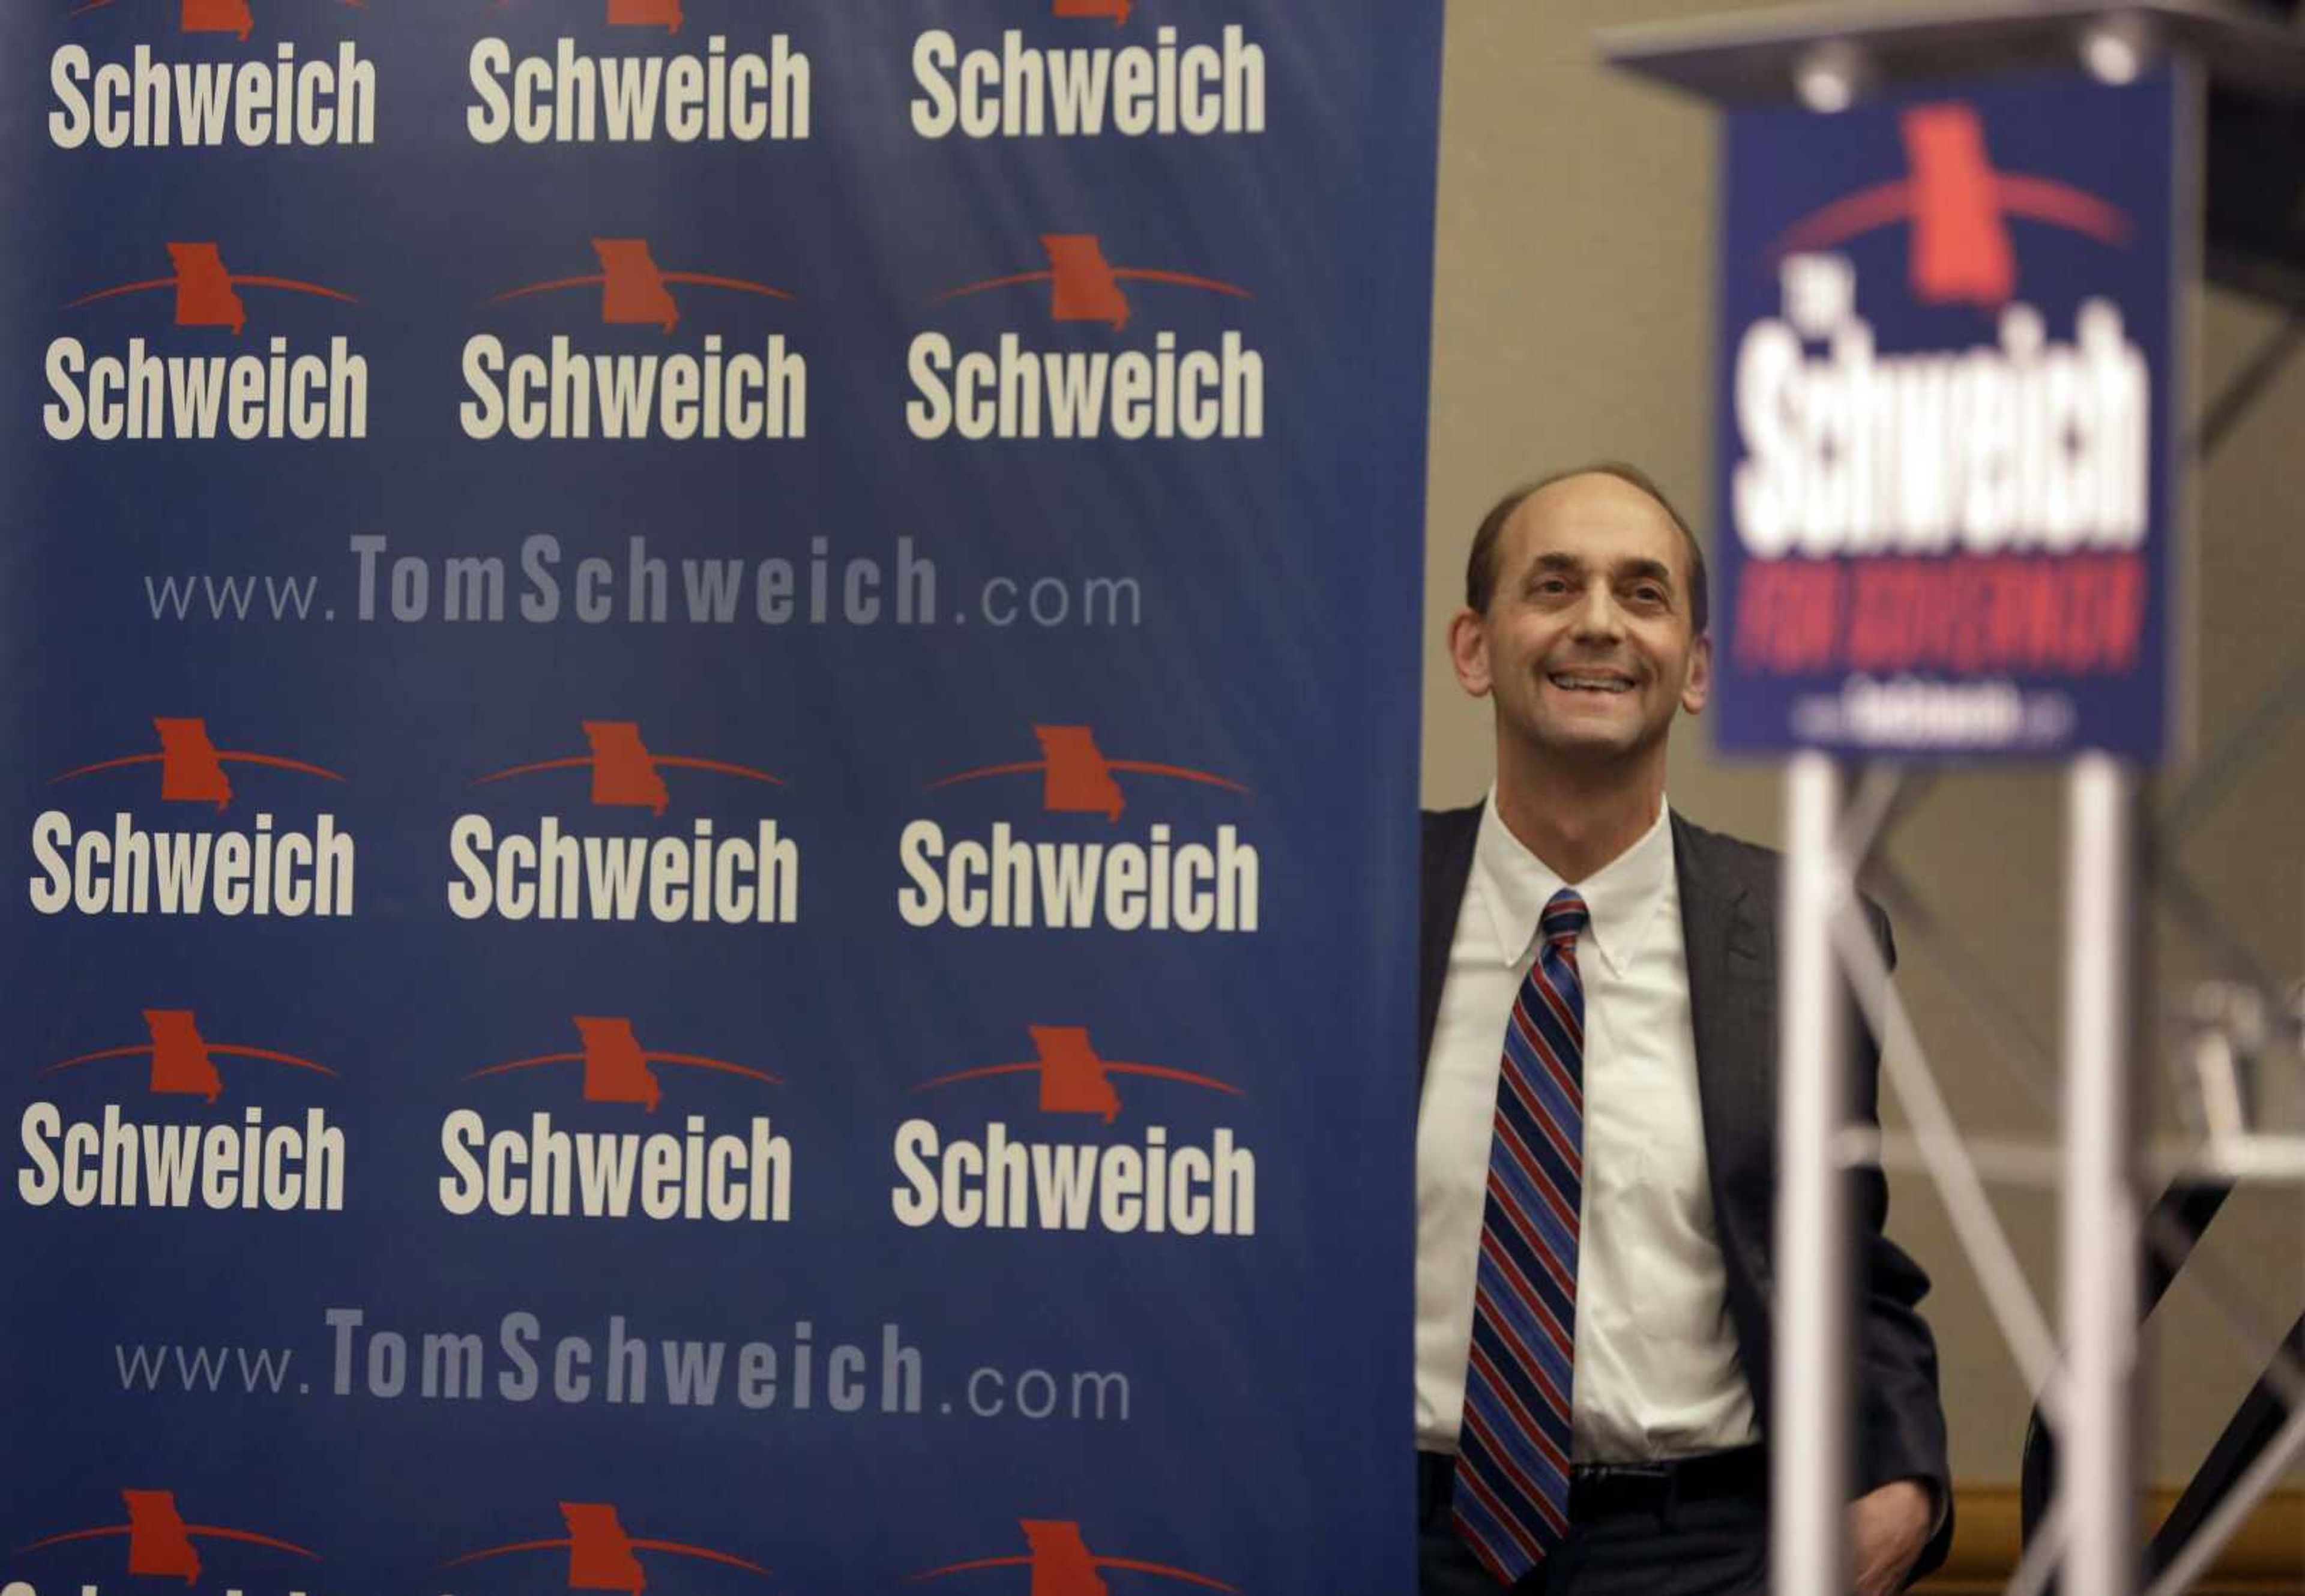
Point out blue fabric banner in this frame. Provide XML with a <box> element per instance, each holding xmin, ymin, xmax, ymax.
<box><xmin>0</xmin><ymin>4</ymin><xmax>1442</xmax><ymax>1591</ymax></box>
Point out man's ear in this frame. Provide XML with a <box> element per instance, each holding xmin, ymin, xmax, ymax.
<box><xmin>1681</xmin><ymin>631</ymin><xmax>1713</xmax><ymax>715</ymax></box>
<box><xmin>1447</xmin><ymin>608</ymin><xmax>1493</xmax><ymax>699</ymax></box>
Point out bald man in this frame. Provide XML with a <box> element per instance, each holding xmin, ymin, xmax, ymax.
<box><xmin>1412</xmin><ymin>465</ymin><xmax>1950</xmax><ymax>1595</ymax></box>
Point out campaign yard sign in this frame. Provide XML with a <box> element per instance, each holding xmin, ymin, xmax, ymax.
<box><xmin>1716</xmin><ymin>68</ymin><xmax>2195</xmax><ymax>761</ymax></box>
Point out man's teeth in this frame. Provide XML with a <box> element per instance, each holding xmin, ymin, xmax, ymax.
<box><xmin>1550</xmin><ymin>674</ymin><xmax>1630</xmax><ymax>693</ymax></box>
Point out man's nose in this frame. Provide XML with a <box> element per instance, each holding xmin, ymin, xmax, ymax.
<box><xmin>1571</xmin><ymin>585</ymin><xmax>1625</xmax><ymax>640</ymax></box>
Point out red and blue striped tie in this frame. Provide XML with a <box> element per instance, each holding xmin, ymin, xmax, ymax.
<box><xmin>1453</xmin><ymin>887</ymin><xmax>1589</xmax><ymax>1585</ymax></box>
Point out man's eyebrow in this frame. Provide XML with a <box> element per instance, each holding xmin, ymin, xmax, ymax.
<box><xmin>1525</xmin><ymin>551</ymin><xmax>1677</xmax><ymax>589</ymax></box>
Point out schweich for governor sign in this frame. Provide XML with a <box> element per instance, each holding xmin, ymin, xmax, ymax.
<box><xmin>1714</xmin><ymin>70</ymin><xmax>2193</xmax><ymax>760</ymax></box>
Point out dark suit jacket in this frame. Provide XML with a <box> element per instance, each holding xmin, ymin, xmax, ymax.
<box><xmin>1419</xmin><ymin>804</ymin><xmax>1953</xmax><ymax>1582</ymax></box>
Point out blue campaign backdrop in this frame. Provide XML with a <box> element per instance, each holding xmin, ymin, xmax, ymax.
<box><xmin>0</xmin><ymin>4</ymin><xmax>1442</xmax><ymax>1591</ymax></box>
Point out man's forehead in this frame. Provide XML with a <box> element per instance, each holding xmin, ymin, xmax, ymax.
<box><xmin>1502</xmin><ymin>474</ymin><xmax>1685</xmax><ymax>573</ymax></box>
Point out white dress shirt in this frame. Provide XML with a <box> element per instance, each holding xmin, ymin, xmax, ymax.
<box><xmin>1414</xmin><ymin>793</ymin><xmax>1758</xmax><ymax>1462</ymax></box>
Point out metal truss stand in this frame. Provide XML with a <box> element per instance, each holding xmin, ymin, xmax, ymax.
<box><xmin>1599</xmin><ymin>4</ymin><xmax>2305</xmax><ymax>1592</ymax></box>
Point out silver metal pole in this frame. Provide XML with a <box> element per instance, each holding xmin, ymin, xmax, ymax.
<box><xmin>2059</xmin><ymin>754</ymin><xmax>2144</xmax><ymax>1596</ymax></box>
<box><xmin>1775</xmin><ymin>752</ymin><xmax>1849</xmax><ymax>1595</ymax></box>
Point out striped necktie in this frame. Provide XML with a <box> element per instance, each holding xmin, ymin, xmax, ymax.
<box><xmin>1453</xmin><ymin>887</ymin><xmax>1589</xmax><ymax>1585</ymax></box>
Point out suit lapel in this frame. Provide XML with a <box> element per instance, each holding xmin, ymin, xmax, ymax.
<box><xmin>1417</xmin><ymin>806</ymin><xmax>1481</xmax><ymax>1083</ymax></box>
<box><xmin>1676</xmin><ymin>815</ymin><xmax>1773</xmax><ymax>1141</ymax></box>
<box><xmin>1674</xmin><ymin>813</ymin><xmax>1778</xmax><ymax>1390</ymax></box>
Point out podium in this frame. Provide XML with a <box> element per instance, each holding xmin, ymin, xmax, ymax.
<box><xmin>1597</xmin><ymin>4</ymin><xmax>2305</xmax><ymax>1592</ymax></box>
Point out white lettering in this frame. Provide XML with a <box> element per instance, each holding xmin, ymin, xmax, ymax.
<box><xmin>448</xmin><ymin>815</ymin><xmax>797</xmax><ymax>924</ymax></box>
<box><xmin>438</xmin><ymin>1109</ymin><xmax>790</xmax><ymax>1221</ymax></box>
<box><xmin>890</xmin><ymin>1119</ymin><xmax>1251</xmax><ymax>1235</ymax></box>
<box><xmin>909</xmin><ymin>26</ymin><xmax>1264</xmax><ymax>139</ymax></box>
<box><xmin>49</xmin><ymin>42</ymin><xmax>377</xmax><ymax>149</ymax></box>
<box><xmin>466</xmin><ymin>35</ymin><xmax>809</xmax><ymax>145</ymax></box>
<box><xmin>896</xmin><ymin>820</ymin><xmax>1256</xmax><ymax>932</ymax></box>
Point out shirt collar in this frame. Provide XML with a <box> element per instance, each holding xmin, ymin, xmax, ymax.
<box><xmin>1471</xmin><ymin>789</ymin><xmax>1675</xmax><ymax>980</ymax></box>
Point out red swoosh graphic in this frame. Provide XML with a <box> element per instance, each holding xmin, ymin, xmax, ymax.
<box><xmin>491</xmin><ymin>273</ymin><xmax>795</xmax><ymax>306</ymax></box>
<box><xmin>659</xmin><ymin>271</ymin><xmax>795</xmax><ymax>302</ymax></box>
<box><xmin>66</xmin><ymin>0</ymin><xmax>368</xmax><ymax>13</ymax></box>
<box><xmin>1111</xmin><ymin>268</ymin><xmax>1252</xmax><ymax>298</ymax></box>
<box><xmin>464</xmin><ymin>1050</ymin><xmax>783</xmax><ymax>1088</ymax></box>
<box><xmin>50</xmin><ymin>750</ymin><xmax>345</xmax><ymax>784</ymax></box>
<box><xmin>463</xmin><ymin>1049</ymin><xmax>586</xmax><ymax>1083</ymax></box>
<box><xmin>907</xmin><ymin>1555</ymin><xmax>1035</xmax><ymax>1581</ymax></box>
<box><xmin>21</xmin><ymin>1523</ymin><xmax>318</xmax><ymax>1561</ymax></box>
<box><xmin>208</xmin><ymin>1044</ymin><xmax>334</xmax><ymax>1076</ymax></box>
<box><xmin>630</xmin><ymin>1537</ymin><xmax>771</xmax><ymax>1575</ymax></box>
<box><xmin>906</xmin><ymin>1555</ymin><xmax>1237</xmax><ymax>1591</ymax></box>
<box><xmin>932</xmin><ymin>268</ymin><xmax>1252</xmax><ymax>306</ymax></box>
<box><xmin>41</xmin><ymin>1043</ymin><xmax>335</xmax><ymax>1079</ymax></box>
<box><xmin>67</xmin><ymin>276</ymin><xmax>360</xmax><ymax>310</ymax></box>
<box><xmin>650</xmin><ymin>754</ymin><xmax>786</xmax><ymax>786</ymax></box>
<box><xmin>36</xmin><ymin>1043</ymin><xmax>151</xmax><ymax>1075</ymax></box>
<box><xmin>440</xmin><ymin>1536</ymin><xmax>567</xmax><ymax>1570</ymax></box>
<box><xmin>470</xmin><ymin>756</ymin><xmax>592</xmax><ymax>785</ymax></box>
<box><xmin>1990</xmin><ymin>176</ymin><xmax>2130</xmax><ymax>241</ymax></box>
<box><xmin>932</xmin><ymin>272</ymin><xmax>1053</xmax><ymax>305</ymax></box>
<box><xmin>20</xmin><ymin>1525</ymin><xmax>135</xmax><ymax>1553</ymax></box>
<box><xmin>927</xmin><ymin>760</ymin><xmax>1248</xmax><ymax>796</ymax></box>
<box><xmin>1768</xmin><ymin>174</ymin><xmax>2130</xmax><ymax>260</ymax></box>
<box><xmin>471</xmin><ymin>755</ymin><xmax>785</xmax><ymax>787</ymax></box>
<box><xmin>912</xmin><ymin>1061</ymin><xmax>1241</xmax><ymax>1097</ymax></box>
<box><xmin>646</xmin><ymin>1050</ymin><xmax>784</xmax><ymax>1087</ymax></box>
<box><xmin>1095</xmin><ymin>1558</ymin><xmax>1240</xmax><ymax>1592</ymax></box>
<box><xmin>184</xmin><ymin>1525</ymin><xmax>324</xmax><ymax>1559</ymax></box>
<box><xmin>490</xmin><ymin>274</ymin><xmax>606</xmax><ymax>306</ymax></box>
<box><xmin>924</xmin><ymin>760</ymin><xmax>1043</xmax><ymax>791</ymax></box>
<box><xmin>218</xmin><ymin>751</ymin><xmax>348</xmax><ymax>780</ymax></box>
<box><xmin>1103</xmin><ymin>759</ymin><xmax>1250</xmax><ymax>794</ymax></box>
<box><xmin>444</xmin><ymin>1537</ymin><xmax>767</xmax><ymax>1577</ymax></box>
<box><xmin>1102</xmin><ymin>1062</ymin><xmax>1241</xmax><ymax>1094</ymax></box>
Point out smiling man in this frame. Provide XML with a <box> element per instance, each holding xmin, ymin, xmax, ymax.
<box><xmin>1414</xmin><ymin>465</ymin><xmax>1951</xmax><ymax>1595</ymax></box>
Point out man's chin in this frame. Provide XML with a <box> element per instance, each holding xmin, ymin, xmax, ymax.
<box><xmin>1522</xmin><ymin>712</ymin><xmax>1674</xmax><ymax>766</ymax></box>
<box><xmin>1532</xmin><ymin>725</ymin><xmax>1641</xmax><ymax>763</ymax></box>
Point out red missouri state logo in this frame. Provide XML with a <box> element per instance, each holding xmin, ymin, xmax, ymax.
<box><xmin>465</xmin><ymin>1014</ymin><xmax>780</xmax><ymax>1112</ymax></box>
<box><xmin>52</xmin><ymin>716</ymin><xmax>343</xmax><ymax>810</ymax></box>
<box><xmin>909</xmin><ymin>1519</ymin><xmax>1238</xmax><ymax>1594</ymax></box>
<box><xmin>912</xmin><ymin>1024</ymin><xmax>1237</xmax><ymax>1126</ymax></box>
<box><xmin>43</xmin><ymin>1007</ymin><xmax>334</xmax><ymax>1103</ymax></box>
<box><xmin>16</xmin><ymin>1487</ymin><xmax>320</xmax><ymax>1585</ymax></box>
<box><xmin>65</xmin><ymin>0</ymin><xmax>365</xmax><ymax>41</ymax></box>
<box><xmin>444</xmin><ymin>1500</ymin><xmax>767</xmax><ymax>1593</ymax></box>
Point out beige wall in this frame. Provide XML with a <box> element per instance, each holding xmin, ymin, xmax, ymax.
<box><xmin>1426</xmin><ymin>0</ymin><xmax>2305</xmax><ymax>1484</ymax></box>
